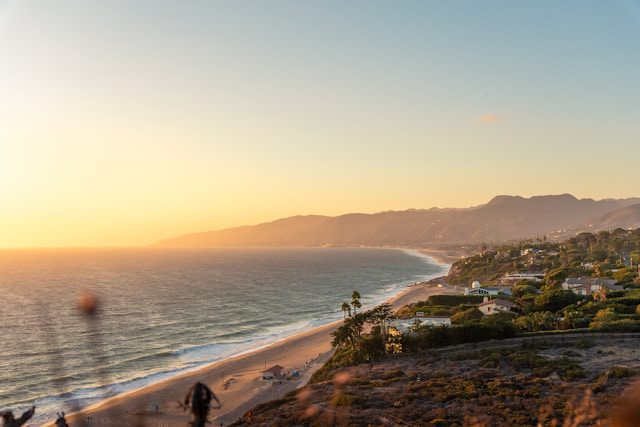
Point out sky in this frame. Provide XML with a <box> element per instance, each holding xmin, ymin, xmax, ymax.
<box><xmin>1</xmin><ymin>1</ymin><xmax>639</xmax><ymax>247</ymax></box>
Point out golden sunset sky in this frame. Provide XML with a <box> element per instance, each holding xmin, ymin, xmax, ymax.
<box><xmin>1</xmin><ymin>1</ymin><xmax>639</xmax><ymax>247</ymax></box>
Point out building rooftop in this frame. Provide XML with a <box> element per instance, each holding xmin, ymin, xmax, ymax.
<box><xmin>263</xmin><ymin>365</ymin><xmax>285</xmax><ymax>375</ymax></box>
<box><xmin>478</xmin><ymin>298</ymin><xmax>517</xmax><ymax>308</ymax></box>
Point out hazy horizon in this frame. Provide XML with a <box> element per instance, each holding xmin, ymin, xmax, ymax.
<box><xmin>2</xmin><ymin>1</ymin><xmax>639</xmax><ymax>247</ymax></box>
<box><xmin>0</xmin><ymin>192</ymin><xmax>636</xmax><ymax>249</ymax></box>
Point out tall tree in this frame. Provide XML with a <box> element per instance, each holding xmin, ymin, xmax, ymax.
<box><xmin>341</xmin><ymin>302</ymin><xmax>351</xmax><ymax>319</ymax></box>
<box><xmin>351</xmin><ymin>290</ymin><xmax>362</xmax><ymax>315</ymax></box>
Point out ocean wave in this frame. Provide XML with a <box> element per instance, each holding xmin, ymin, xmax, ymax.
<box><xmin>2</xmin><ymin>247</ymin><xmax>445</xmax><ymax>424</ymax></box>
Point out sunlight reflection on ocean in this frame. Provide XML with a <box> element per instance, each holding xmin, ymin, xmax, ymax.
<box><xmin>0</xmin><ymin>247</ymin><xmax>445</xmax><ymax>423</ymax></box>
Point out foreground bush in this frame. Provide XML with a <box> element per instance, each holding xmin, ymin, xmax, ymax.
<box><xmin>402</xmin><ymin>322</ymin><xmax>517</xmax><ymax>351</ymax></box>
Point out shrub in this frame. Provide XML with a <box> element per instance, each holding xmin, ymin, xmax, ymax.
<box><xmin>589</xmin><ymin>319</ymin><xmax>640</xmax><ymax>332</ymax></box>
<box><xmin>450</xmin><ymin>308</ymin><xmax>483</xmax><ymax>324</ymax></box>
<box><xmin>331</xmin><ymin>393</ymin><xmax>354</xmax><ymax>406</ymax></box>
<box><xmin>608</xmin><ymin>303</ymin><xmax>636</xmax><ymax>314</ymax></box>
<box><xmin>609</xmin><ymin>365</ymin><xmax>635</xmax><ymax>378</ymax></box>
<box><xmin>607</xmin><ymin>296</ymin><xmax>640</xmax><ymax>306</ymax></box>
<box><xmin>593</xmin><ymin>308</ymin><xmax>618</xmax><ymax>323</ymax></box>
<box><xmin>607</xmin><ymin>290</ymin><xmax>626</xmax><ymax>299</ymax></box>
<box><xmin>403</xmin><ymin>322</ymin><xmax>517</xmax><ymax>351</ymax></box>
<box><xmin>512</xmin><ymin>283</ymin><xmax>538</xmax><ymax>298</ymax></box>
<box><xmin>427</xmin><ymin>295</ymin><xmax>483</xmax><ymax>306</ymax></box>
<box><xmin>534</xmin><ymin>289</ymin><xmax>581</xmax><ymax>312</ymax></box>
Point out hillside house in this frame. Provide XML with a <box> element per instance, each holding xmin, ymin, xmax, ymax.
<box><xmin>561</xmin><ymin>277</ymin><xmax>622</xmax><ymax>295</ymax></box>
<box><xmin>464</xmin><ymin>281</ymin><xmax>512</xmax><ymax>297</ymax></box>
<box><xmin>477</xmin><ymin>298</ymin><xmax>518</xmax><ymax>316</ymax></box>
<box><xmin>262</xmin><ymin>365</ymin><xmax>286</xmax><ymax>380</ymax></box>
<box><xmin>498</xmin><ymin>273</ymin><xmax>544</xmax><ymax>285</ymax></box>
<box><xmin>390</xmin><ymin>317</ymin><xmax>451</xmax><ymax>334</ymax></box>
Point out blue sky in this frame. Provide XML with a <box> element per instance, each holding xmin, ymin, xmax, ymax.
<box><xmin>0</xmin><ymin>1</ymin><xmax>639</xmax><ymax>246</ymax></box>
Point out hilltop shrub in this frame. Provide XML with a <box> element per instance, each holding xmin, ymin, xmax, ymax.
<box><xmin>593</xmin><ymin>308</ymin><xmax>618</xmax><ymax>323</ymax></box>
<box><xmin>606</xmin><ymin>290</ymin><xmax>626</xmax><ymax>299</ymax></box>
<box><xmin>450</xmin><ymin>308</ymin><xmax>483</xmax><ymax>324</ymax></box>
<box><xmin>589</xmin><ymin>319</ymin><xmax>640</xmax><ymax>332</ymax></box>
<box><xmin>608</xmin><ymin>297</ymin><xmax>640</xmax><ymax>306</ymax></box>
<box><xmin>427</xmin><ymin>295</ymin><xmax>483</xmax><ymax>306</ymax></box>
<box><xmin>403</xmin><ymin>323</ymin><xmax>517</xmax><ymax>351</ymax></box>
<box><xmin>479</xmin><ymin>311</ymin><xmax>518</xmax><ymax>325</ymax></box>
<box><xmin>514</xmin><ymin>311</ymin><xmax>556</xmax><ymax>332</ymax></box>
<box><xmin>534</xmin><ymin>290</ymin><xmax>581</xmax><ymax>312</ymax></box>
<box><xmin>608</xmin><ymin>303</ymin><xmax>636</xmax><ymax>314</ymax></box>
<box><xmin>614</xmin><ymin>268</ymin><xmax>637</xmax><ymax>284</ymax></box>
<box><xmin>512</xmin><ymin>283</ymin><xmax>538</xmax><ymax>298</ymax></box>
<box><xmin>608</xmin><ymin>365</ymin><xmax>635</xmax><ymax>378</ymax></box>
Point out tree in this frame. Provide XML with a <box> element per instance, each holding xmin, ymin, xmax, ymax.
<box><xmin>512</xmin><ymin>282</ymin><xmax>538</xmax><ymax>298</ymax></box>
<box><xmin>531</xmin><ymin>311</ymin><xmax>557</xmax><ymax>331</ymax></box>
<box><xmin>514</xmin><ymin>315</ymin><xmax>536</xmax><ymax>332</ymax></box>
<box><xmin>534</xmin><ymin>289</ymin><xmax>581</xmax><ymax>312</ymax></box>
<box><xmin>351</xmin><ymin>290</ymin><xmax>362</xmax><ymax>315</ymax></box>
<box><xmin>341</xmin><ymin>302</ymin><xmax>351</xmax><ymax>319</ymax></box>
<box><xmin>331</xmin><ymin>311</ymin><xmax>367</xmax><ymax>350</ymax></box>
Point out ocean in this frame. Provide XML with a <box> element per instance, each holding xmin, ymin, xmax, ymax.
<box><xmin>0</xmin><ymin>247</ymin><xmax>446</xmax><ymax>423</ymax></box>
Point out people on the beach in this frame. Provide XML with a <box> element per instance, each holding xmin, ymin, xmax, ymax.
<box><xmin>55</xmin><ymin>412</ymin><xmax>69</xmax><ymax>427</ymax></box>
<box><xmin>0</xmin><ymin>406</ymin><xmax>35</xmax><ymax>427</ymax></box>
<box><xmin>184</xmin><ymin>382</ymin><xmax>221</xmax><ymax>427</ymax></box>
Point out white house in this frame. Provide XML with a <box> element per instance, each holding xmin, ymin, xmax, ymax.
<box><xmin>477</xmin><ymin>298</ymin><xmax>518</xmax><ymax>316</ymax></box>
<box><xmin>498</xmin><ymin>273</ymin><xmax>545</xmax><ymax>285</ymax></box>
<box><xmin>390</xmin><ymin>317</ymin><xmax>451</xmax><ymax>334</ymax></box>
<box><xmin>464</xmin><ymin>281</ymin><xmax>512</xmax><ymax>296</ymax></box>
<box><xmin>561</xmin><ymin>277</ymin><xmax>622</xmax><ymax>295</ymax></box>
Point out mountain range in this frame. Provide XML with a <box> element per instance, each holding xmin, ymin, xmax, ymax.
<box><xmin>155</xmin><ymin>194</ymin><xmax>640</xmax><ymax>248</ymax></box>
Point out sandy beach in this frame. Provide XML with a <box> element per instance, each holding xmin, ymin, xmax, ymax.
<box><xmin>57</xmin><ymin>281</ymin><xmax>453</xmax><ymax>427</ymax></box>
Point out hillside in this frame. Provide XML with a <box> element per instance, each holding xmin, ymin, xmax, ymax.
<box><xmin>233</xmin><ymin>339</ymin><xmax>640</xmax><ymax>426</ymax></box>
<box><xmin>445</xmin><ymin>226</ymin><xmax>640</xmax><ymax>286</ymax></box>
<box><xmin>579</xmin><ymin>203</ymin><xmax>640</xmax><ymax>232</ymax></box>
<box><xmin>155</xmin><ymin>194</ymin><xmax>640</xmax><ymax>247</ymax></box>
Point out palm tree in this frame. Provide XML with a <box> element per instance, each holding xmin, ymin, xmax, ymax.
<box><xmin>341</xmin><ymin>302</ymin><xmax>351</xmax><ymax>319</ymax></box>
<box><xmin>351</xmin><ymin>290</ymin><xmax>361</xmax><ymax>315</ymax></box>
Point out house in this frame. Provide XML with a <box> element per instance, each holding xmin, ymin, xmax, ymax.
<box><xmin>521</xmin><ymin>248</ymin><xmax>543</xmax><ymax>256</ymax></box>
<box><xmin>464</xmin><ymin>281</ymin><xmax>512</xmax><ymax>296</ymax></box>
<box><xmin>262</xmin><ymin>365</ymin><xmax>285</xmax><ymax>380</ymax></box>
<box><xmin>389</xmin><ymin>317</ymin><xmax>451</xmax><ymax>334</ymax></box>
<box><xmin>561</xmin><ymin>277</ymin><xmax>622</xmax><ymax>295</ymax></box>
<box><xmin>477</xmin><ymin>297</ymin><xmax>518</xmax><ymax>316</ymax></box>
<box><xmin>497</xmin><ymin>273</ymin><xmax>545</xmax><ymax>285</ymax></box>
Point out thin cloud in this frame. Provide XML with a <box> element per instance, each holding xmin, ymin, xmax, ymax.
<box><xmin>478</xmin><ymin>114</ymin><xmax>502</xmax><ymax>124</ymax></box>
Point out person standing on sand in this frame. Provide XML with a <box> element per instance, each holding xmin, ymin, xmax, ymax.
<box><xmin>184</xmin><ymin>382</ymin><xmax>221</xmax><ymax>427</ymax></box>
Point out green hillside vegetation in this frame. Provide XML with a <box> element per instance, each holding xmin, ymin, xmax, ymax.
<box><xmin>446</xmin><ymin>228</ymin><xmax>640</xmax><ymax>286</ymax></box>
<box><xmin>328</xmin><ymin>228</ymin><xmax>640</xmax><ymax>368</ymax></box>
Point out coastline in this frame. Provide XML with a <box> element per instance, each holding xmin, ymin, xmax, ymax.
<box><xmin>56</xmin><ymin>253</ymin><xmax>452</xmax><ymax>426</ymax></box>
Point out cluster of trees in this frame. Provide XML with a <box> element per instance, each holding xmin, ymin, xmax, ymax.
<box><xmin>402</xmin><ymin>316</ymin><xmax>517</xmax><ymax>351</ymax></box>
<box><xmin>331</xmin><ymin>291</ymin><xmax>394</xmax><ymax>362</ymax></box>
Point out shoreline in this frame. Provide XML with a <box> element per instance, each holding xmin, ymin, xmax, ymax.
<box><xmin>53</xmin><ymin>255</ymin><xmax>451</xmax><ymax>426</ymax></box>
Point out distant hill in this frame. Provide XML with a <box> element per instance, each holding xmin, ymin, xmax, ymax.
<box><xmin>155</xmin><ymin>194</ymin><xmax>640</xmax><ymax>247</ymax></box>
<box><xmin>578</xmin><ymin>203</ymin><xmax>640</xmax><ymax>232</ymax></box>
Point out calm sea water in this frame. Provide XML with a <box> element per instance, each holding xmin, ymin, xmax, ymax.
<box><xmin>0</xmin><ymin>247</ymin><xmax>445</xmax><ymax>423</ymax></box>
